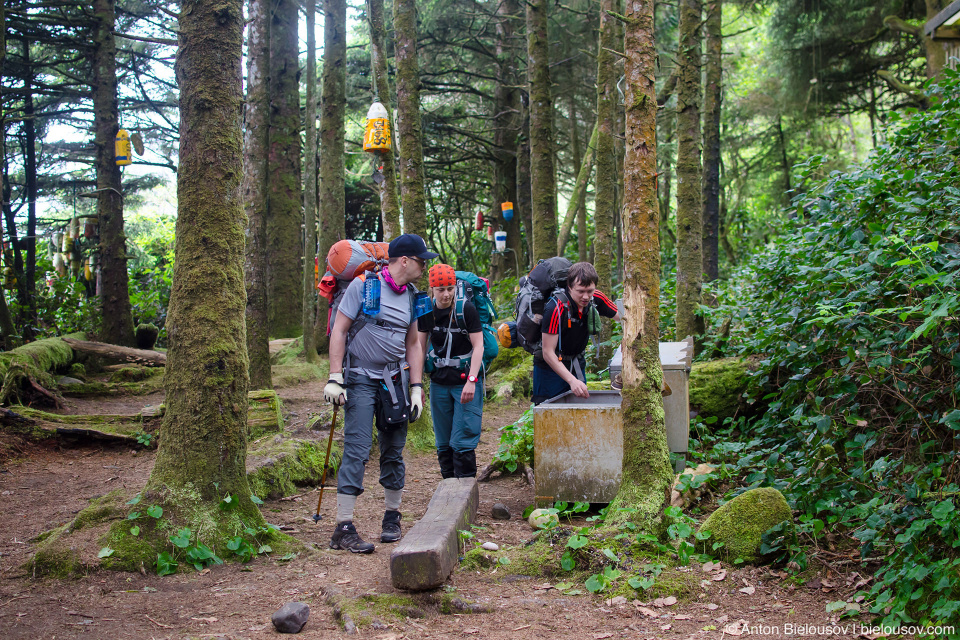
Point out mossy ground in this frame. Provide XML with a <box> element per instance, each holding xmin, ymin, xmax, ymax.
<box><xmin>458</xmin><ymin>523</ymin><xmax>704</xmax><ymax>603</ymax></box>
<box><xmin>28</xmin><ymin>490</ymin><xmax>128</xmax><ymax>578</ymax></box>
<box><xmin>100</xmin><ymin>483</ymin><xmax>303</xmax><ymax>575</ymax></box>
<box><xmin>272</xmin><ymin>362</ymin><xmax>326</xmax><ymax>388</ymax></box>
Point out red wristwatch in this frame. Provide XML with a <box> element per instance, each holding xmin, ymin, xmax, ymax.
<box><xmin>468</xmin><ymin>375</ymin><xmax>478</xmax><ymax>383</ymax></box>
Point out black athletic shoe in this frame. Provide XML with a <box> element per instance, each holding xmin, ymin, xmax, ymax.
<box><xmin>329</xmin><ymin>521</ymin><xmax>375</xmax><ymax>554</ymax></box>
<box><xmin>381</xmin><ymin>510</ymin><xmax>402</xmax><ymax>543</ymax></box>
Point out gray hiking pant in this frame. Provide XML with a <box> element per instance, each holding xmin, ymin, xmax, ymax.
<box><xmin>336</xmin><ymin>370</ymin><xmax>407</xmax><ymax>496</ymax></box>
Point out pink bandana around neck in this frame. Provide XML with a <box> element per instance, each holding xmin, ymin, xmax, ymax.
<box><xmin>381</xmin><ymin>266</ymin><xmax>406</xmax><ymax>294</ymax></box>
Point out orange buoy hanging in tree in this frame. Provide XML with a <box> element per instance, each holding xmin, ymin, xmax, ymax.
<box><xmin>363</xmin><ymin>102</ymin><xmax>391</xmax><ymax>153</ymax></box>
<box><xmin>115</xmin><ymin>129</ymin><xmax>132</xmax><ymax>166</ymax></box>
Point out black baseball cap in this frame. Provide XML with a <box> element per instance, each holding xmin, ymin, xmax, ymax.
<box><xmin>388</xmin><ymin>233</ymin><xmax>439</xmax><ymax>260</ymax></box>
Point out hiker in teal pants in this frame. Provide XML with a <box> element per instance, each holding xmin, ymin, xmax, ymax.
<box><xmin>418</xmin><ymin>263</ymin><xmax>485</xmax><ymax>478</ymax></box>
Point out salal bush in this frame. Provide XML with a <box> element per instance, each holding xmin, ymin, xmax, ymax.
<box><xmin>698</xmin><ymin>71</ymin><xmax>960</xmax><ymax>628</ymax></box>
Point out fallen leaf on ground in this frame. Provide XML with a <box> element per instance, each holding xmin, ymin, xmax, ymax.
<box><xmin>715</xmin><ymin>615</ymin><xmax>729</xmax><ymax>624</ymax></box>
<box><xmin>533</xmin><ymin>583</ymin><xmax>553</xmax><ymax>590</ymax></box>
<box><xmin>712</xmin><ymin>569</ymin><xmax>727</xmax><ymax>581</ymax></box>
<box><xmin>653</xmin><ymin>596</ymin><xmax>678</xmax><ymax>607</ymax></box>
<box><xmin>705</xmin><ymin>603</ymin><xmax>719</xmax><ymax>610</ymax></box>
<box><xmin>674</xmin><ymin>614</ymin><xmax>692</xmax><ymax>620</ymax></box>
<box><xmin>660</xmin><ymin>624</ymin><xmax>672</xmax><ymax>631</ymax></box>
<box><xmin>637</xmin><ymin>607</ymin><xmax>659</xmax><ymax>618</ymax></box>
<box><xmin>607</xmin><ymin>596</ymin><xmax>627</xmax><ymax>606</ymax></box>
<box><xmin>739</xmin><ymin>586</ymin><xmax>756</xmax><ymax>595</ymax></box>
<box><xmin>335</xmin><ymin>579</ymin><xmax>351</xmax><ymax>585</ymax></box>
<box><xmin>702</xmin><ymin>561</ymin><xmax>717</xmax><ymax>572</ymax></box>
<box><xmin>463</xmin><ymin>629</ymin><xmax>480</xmax><ymax>634</ymax></box>
<box><xmin>594</xmin><ymin>634</ymin><xmax>613</xmax><ymax>639</ymax></box>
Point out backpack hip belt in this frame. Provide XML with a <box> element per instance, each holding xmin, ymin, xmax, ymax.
<box><xmin>344</xmin><ymin>356</ymin><xmax>409</xmax><ymax>408</ymax></box>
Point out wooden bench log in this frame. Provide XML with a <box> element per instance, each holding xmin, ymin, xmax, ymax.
<box><xmin>390</xmin><ymin>477</ymin><xmax>478</xmax><ymax>591</ymax></box>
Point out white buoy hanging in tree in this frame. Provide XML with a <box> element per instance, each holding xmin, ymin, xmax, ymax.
<box><xmin>364</xmin><ymin>100</ymin><xmax>391</xmax><ymax>185</ymax></box>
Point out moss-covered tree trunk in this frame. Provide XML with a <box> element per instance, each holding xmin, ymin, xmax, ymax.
<box><xmin>607</xmin><ymin>0</ymin><xmax>673</xmax><ymax>535</ymax></box>
<box><xmin>526</xmin><ymin>0</ymin><xmax>557</xmax><ymax>262</ymax></box>
<box><xmin>490</xmin><ymin>0</ymin><xmax>523</xmax><ymax>281</ymax></box>
<box><xmin>316</xmin><ymin>0</ymin><xmax>346</xmax><ymax>351</ymax></box>
<box><xmin>367</xmin><ymin>0</ymin><xmax>402</xmax><ymax>240</ymax></box>
<box><xmin>267</xmin><ymin>0</ymin><xmax>303</xmax><ymax>338</ymax></box>
<box><xmin>93</xmin><ymin>0</ymin><xmax>135</xmax><ymax>347</ymax></box>
<box><xmin>147</xmin><ymin>0</ymin><xmax>263</xmax><ymax>526</ymax></box>
<box><xmin>701</xmin><ymin>0</ymin><xmax>722</xmax><ymax>283</ymax></box>
<box><xmin>394</xmin><ymin>0</ymin><xmax>427</xmax><ymax>242</ymax></box>
<box><xmin>517</xmin><ymin>102</ymin><xmax>533</xmax><ymax>269</ymax></box>
<box><xmin>302</xmin><ymin>0</ymin><xmax>319</xmax><ymax>363</ymax></box>
<box><xmin>243</xmin><ymin>0</ymin><xmax>272</xmax><ymax>390</ymax></box>
<box><xmin>675</xmin><ymin>0</ymin><xmax>703</xmax><ymax>345</ymax></box>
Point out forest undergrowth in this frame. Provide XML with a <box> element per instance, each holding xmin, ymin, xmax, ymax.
<box><xmin>684</xmin><ymin>72</ymin><xmax>960</xmax><ymax>629</ymax></box>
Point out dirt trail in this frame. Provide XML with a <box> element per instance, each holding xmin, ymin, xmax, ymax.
<box><xmin>0</xmin><ymin>381</ymin><xmax>867</xmax><ymax>639</ymax></box>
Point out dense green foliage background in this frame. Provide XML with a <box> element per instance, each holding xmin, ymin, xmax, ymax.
<box><xmin>689</xmin><ymin>71</ymin><xmax>960</xmax><ymax>627</ymax></box>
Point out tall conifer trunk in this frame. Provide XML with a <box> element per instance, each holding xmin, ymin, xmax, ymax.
<box><xmin>526</xmin><ymin>0</ymin><xmax>557</xmax><ymax>262</ymax></box>
<box><xmin>491</xmin><ymin>0</ymin><xmax>523</xmax><ymax>280</ymax></box>
<box><xmin>607</xmin><ymin>0</ymin><xmax>672</xmax><ymax>535</ymax></box>
<box><xmin>367</xmin><ymin>0</ymin><xmax>402</xmax><ymax>239</ymax></box>
<box><xmin>701</xmin><ymin>0</ymin><xmax>722</xmax><ymax>283</ymax></box>
<box><xmin>517</xmin><ymin>101</ymin><xmax>533</xmax><ymax>269</ymax></box>
<box><xmin>303</xmin><ymin>0</ymin><xmax>319</xmax><ymax>362</ymax></box>
<box><xmin>243</xmin><ymin>0</ymin><xmax>272</xmax><ymax>390</ymax></box>
<box><xmin>148</xmin><ymin>0</ymin><xmax>264</xmax><ymax>524</ymax></box>
<box><xmin>595</xmin><ymin>0</ymin><xmax>617</xmax><ymax>297</ymax></box>
<box><xmin>267</xmin><ymin>0</ymin><xmax>303</xmax><ymax>338</ymax></box>
<box><xmin>675</xmin><ymin>0</ymin><xmax>703</xmax><ymax>344</ymax></box>
<box><xmin>93</xmin><ymin>0</ymin><xmax>135</xmax><ymax>346</ymax></box>
<box><xmin>394</xmin><ymin>0</ymin><xmax>428</xmax><ymax>249</ymax></box>
<box><xmin>317</xmin><ymin>0</ymin><xmax>347</xmax><ymax>346</ymax></box>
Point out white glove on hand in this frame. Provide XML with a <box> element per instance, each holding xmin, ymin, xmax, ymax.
<box><xmin>324</xmin><ymin>372</ymin><xmax>347</xmax><ymax>406</ymax></box>
<box><xmin>409</xmin><ymin>385</ymin><xmax>423</xmax><ymax>422</ymax></box>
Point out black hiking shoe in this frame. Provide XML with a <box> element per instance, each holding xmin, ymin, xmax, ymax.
<box><xmin>381</xmin><ymin>510</ymin><xmax>402</xmax><ymax>543</ymax></box>
<box><xmin>329</xmin><ymin>521</ymin><xmax>375</xmax><ymax>554</ymax></box>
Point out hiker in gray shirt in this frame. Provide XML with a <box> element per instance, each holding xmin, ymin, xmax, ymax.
<box><xmin>323</xmin><ymin>234</ymin><xmax>437</xmax><ymax>553</ymax></box>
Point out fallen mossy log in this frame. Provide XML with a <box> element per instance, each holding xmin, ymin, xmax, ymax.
<box><xmin>58</xmin><ymin>367</ymin><xmax>166</xmax><ymax>397</ymax></box>
<box><xmin>1</xmin><ymin>391</ymin><xmax>283</xmax><ymax>449</ymax></box>
<box><xmin>61</xmin><ymin>337</ymin><xmax>166</xmax><ymax>367</ymax></box>
<box><xmin>0</xmin><ymin>332</ymin><xmax>85</xmax><ymax>407</ymax></box>
<box><xmin>0</xmin><ymin>405</ymin><xmax>159</xmax><ymax>446</ymax></box>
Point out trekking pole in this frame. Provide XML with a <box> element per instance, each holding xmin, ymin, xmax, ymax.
<box><xmin>312</xmin><ymin>404</ymin><xmax>338</xmax><ymax>523</ymax></box>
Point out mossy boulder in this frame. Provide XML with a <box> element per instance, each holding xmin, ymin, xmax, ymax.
<box><xmin>246</xmin><ymin>433</ymin><xmax>341</xmax><ymax>499</ymax></box>
<box><xmin>697</xmin><ymin>487</ymin><xmax>792</xmax><ymax>564</ymax></box>
<box><xmin>135</xmin><ymin>323</ymin><xmax>159</xmax><ymax>350</ymax></box>
<box><xmin>271</xmin><ymin>337</ymin><xmax>304</xmax><ymax>365</ymax></box>
<box><xmin>247</xmin><ymin>389</ymin><xmax>284</xmax><ymax>440</ymax></box>
<box><xmin>688</xmin><ymin>357</ymin><xmax>752</xmax><ymax>422</ymax></box>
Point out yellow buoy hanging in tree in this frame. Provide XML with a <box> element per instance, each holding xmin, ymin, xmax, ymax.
<box><xmin>84</xmin><ymin>258</ymin><xmax>93</xmax><ymax>281</ymax></box>
<box><xmin>3</xmin><ymin>266</ymin><xmax>16</xmax><ymax>290</ymax></box>
<box><xmin>363</xmin><ymin>102</ymin><xmax>391</xmax><ymax>153</ymax></box>
<box><xmin>115</xmin><ymin>129</ymin><xmax>132</xmax><ymax>166</ymax></box>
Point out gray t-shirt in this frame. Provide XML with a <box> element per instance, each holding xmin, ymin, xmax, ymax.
<box><xmin>337</xmin><ymin>273</ymin><xmax>414</xmax><ymax>378</ymax></box>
